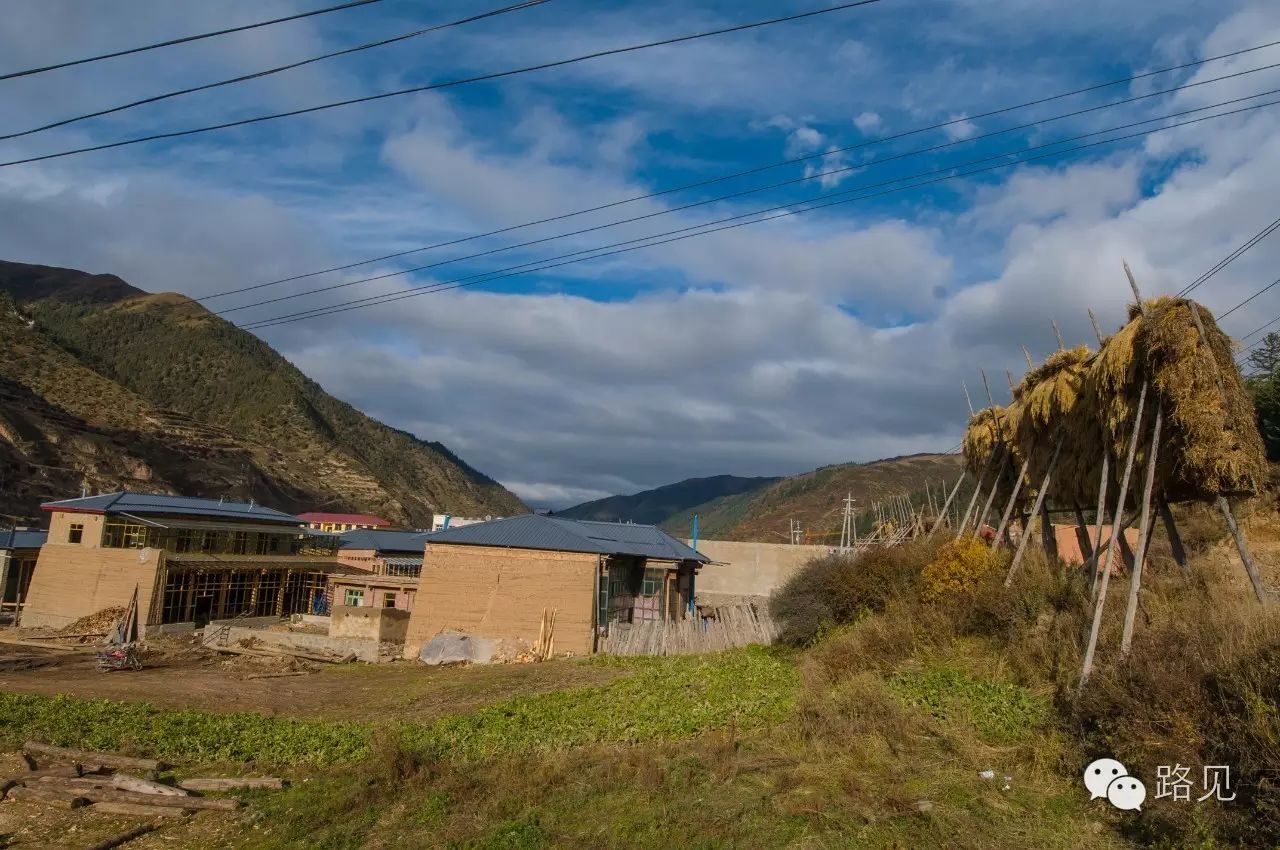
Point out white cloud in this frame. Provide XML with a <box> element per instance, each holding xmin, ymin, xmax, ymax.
<box><xmin>854</xmin><ymin>111</ymin><xmax>882</xmax><ymax>134</ymax></box>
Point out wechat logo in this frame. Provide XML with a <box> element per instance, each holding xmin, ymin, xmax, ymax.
<box><xmin>1085</xmin><ymin>758</ymin><xmax>1146</xmax><ymax>811</ymax></box>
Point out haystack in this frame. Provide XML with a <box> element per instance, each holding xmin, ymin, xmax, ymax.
<box><xmin>1082</xmin><ymin>297</ymin><xmax>1264</xmax><ymax>503</ymax></box>
<box><xmin>962</xmin><ymin>406</ymin><xmax>1006</xmax><ymax>477</ymax></box>
<box><xmin>1010</xmin><ymin>346</ymin><xmax>1098</xmax><ymax>506</ymax></box>
<box><xmin>1139</xmin><ymin>297</ymin><xmax>1265</xmax><ymax>500</ymax></box>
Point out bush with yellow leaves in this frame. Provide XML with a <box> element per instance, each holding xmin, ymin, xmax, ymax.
<box><xmin>921</xmin><ymin>537</ymin><xmax>999</xmax><ymax>601</ymax></box>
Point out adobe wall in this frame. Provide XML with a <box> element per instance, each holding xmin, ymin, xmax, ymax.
<box><xmin>404</xmin><ymin>543</ymin><xmax>598</xmax><ymax>659</ymax></box>
<box><xmin>689</xmin><ymin>539</ymin><xmax>831</xmax><ymax>599</ymax></box>
<box><xmin>20</xmin><ymin>544</ymin><xmax>161</xmax><ymax>629</ymax></box>
<box><xmin>47</xmin><ymin>513</ymin><xmax>106</xmax><ymax>548</ymax></box>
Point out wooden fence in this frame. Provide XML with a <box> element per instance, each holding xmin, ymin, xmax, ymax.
<box><xmin>599</xmin><ymin>602</ymin><xmax>777</xmax><ymax>656</ymax></box>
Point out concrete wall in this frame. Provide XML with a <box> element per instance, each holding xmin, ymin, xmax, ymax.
<box><xmin>223</xmin><ymin>625</ymin><xmax>381</xmax><ymax>662</ymax></box>
<box><xmin>20</xmin><ymin>543</ymin><xmax>161</xmax><ymax>629</ymax></box>
<box><xmin>404</xmin><ymin>543</ymin><xmax>598</xmax><ymax>659</ymax></box>
<box><xmin>331</xmin><ymin>605</ymin><xmax>410</xmax><ymax>643</ymax></box>
<box><xmin>689</xmin><ymin>539</ymin><xmax>832</xmax><ymax>599</ymax></box>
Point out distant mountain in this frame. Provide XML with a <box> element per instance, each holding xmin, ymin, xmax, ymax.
<box><xmin>660</xmin><ymin>454</ymin><xmax>966</xmax><ymax>543</ymax></box>
<box><xmin>0</xmin><ymin>260</ymin><xmax>525</xmax><ymax>526</ymax></box>
<box><xmin>557</xmin><ymin>475</ymin><xmax>779</xmax><ymax>525</ymax></box>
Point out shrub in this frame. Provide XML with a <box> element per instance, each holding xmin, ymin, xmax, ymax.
<box><xmin>921</xmin><ymin>538</ymin><xmax>999</xmax><ymax>601</ymax></box>
<box><xmin>771</xmin><ymin>540</ymin><xmax>937</xmax><ymax>646</ymax></box>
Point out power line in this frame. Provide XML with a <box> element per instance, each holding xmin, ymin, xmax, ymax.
<box><xmin>1</xmin><ymin>1</ymin><xmax>552</xmax><ymax>142</ymax></box>
<box><xmin>1217</xmin><ymin>275</ymin><xmax>1280</xmax><ymax>320</ymax></box>
<box><xmin>1179</xmin><ymin>212</ymin><xmax>1280</xmax><ymax>296</ymax></box>
<box><xmin>239</xmin><ymin>94</ymin><xmax>1280</xmax><ymax>330</ymax></box>
<box><xmin>217</xmin><ymin>71</ymin><xmax>1280</xmax><ymax>317</ymax></box>
<box><xmin>204</xmin><ymin>37</ymin><xmax>1280</xmax><ymax>301</ymax></box>
<box><xmin>1239</xmin><ymin>312</ymin><xmax>1280</xmax><ymax>344</ymax></box>
<box><xmin>0</xmin><ymin>0</ymin><xmax>386</xmax><ymax>82</ymax></box>
<box><xmin>0</xmin><ymin>0</ymin><xmax>886</xmax><ymax>169</ymax></box>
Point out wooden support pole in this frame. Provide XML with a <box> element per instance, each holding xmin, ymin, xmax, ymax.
<box><xmin>975</xmin><ymin>452</ymin><xmax>1013</xmax><ymax>537</ymax></box>
<box><xmin>1089</xmin><ymin>447</ymin><xmax>1111</xmax><ymax>595</ymax></box>
<box><xmin>1158</xmin><ymin>499</ymin><xmax>1189</xmax><ymax>575</ymax></box>
<box><xmin>1080</xmin><ymin>381</ymin><xmax>1148</xmax><ymax>687</ymax></box>
<box><xmin>1218</xmin><ymin>496</ymin><xmax>1268</xmax><ymax>604</ymax></box>
<box><xmin>1088</xmin><ymin>308</ymin><xmax>1105</xmax><ymax>345</ymax></box>
<box><xmin>957</xmin><ymin>446</ymin><xmax>1002</xmax><ymax>540</ymax></box>
<box><xmin>1052</xmin><ymin>319</ymin><xmax>1066</xmax><ymax>350</ymax></box>
<box><xmin>1004</xmin><ymin>436</ymin><xmax>1063</xmax><ymax>586</ymax></box>
<box><xmin>928</xmin><ymin>473</ymin><xmax>965</xmax><ymax>538</ymax></box>
<box><xmin>1121</xmin><ymin>402</ymin><xmax>1164</xmax><ymax>655</ymax></box>
<box><xmin>992</xmin><ymin>457</ymin><xmax>1029</xmax><ymax>548</ymax></box>
<box><xmin>1022</xmin><ymin>345</ymin><xmax>1035</xmax><ymax>368</ymax></box>
<box><xmin>1040</xmin><ymin>497</ymin><xmax>1058</xmax><ymax>559</ymax></box>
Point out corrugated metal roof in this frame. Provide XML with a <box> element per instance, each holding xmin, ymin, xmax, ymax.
<box><xmin>339</xmin><ymin>528</ymin><xmax>431</xmax><ymax>554</ymax></box>
<box><xmin>41</xmin><ymin>492</ymin><xmax>299</xmax><ymax>524</ymax></box>
<box><xmin>425</xmin><ymin>515</ymin><xmax>708</xmax><ymax>562</ymax></box>
<box><xmin>0</xmin><ymin>529</ymin><xmax>46</xmax><ymax>550</ymax></box>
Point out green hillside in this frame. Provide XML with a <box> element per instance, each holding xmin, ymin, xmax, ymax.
<box><xmin>558</xmin><ymin>474</ymin><xmax>778</xmax><ymax>524</ymax></box>
<box><xmin>662</xmin><ymin>453</ymin><xmax>967</xmax><ymax>543</ymax></box>
<box><xmin>0</xmin><ymin>260</ymin><xmax>525</xmax><ymax>525</ymax></box>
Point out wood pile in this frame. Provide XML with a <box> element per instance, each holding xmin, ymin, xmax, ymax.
<box><xmin>5</xmin><ymin>741</ymin><xmax>286</xmax><ymax>845</ymax></box>
<box><xmin>600</xmin><ymin>602</ymin><xmax>777</xmax><ymax>656</ymax></box>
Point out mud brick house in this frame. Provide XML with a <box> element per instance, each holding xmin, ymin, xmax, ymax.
<box><xmin>329</xmin><ymin>528</ymin><xmax>431</xmax><ymax>612</ymax></box>
<box><xmin>0</xmin><ymin>528</ymin><xmax>46</xmax><ymax>620</ymax></box>
<box><xmin>403</xmin><ymin>515</ymin><xmax>709</xmax><ymax>658</ymax></box>
<box><xmin>21</xmin><ymin>492</ymin><xmax>356</xmax><ymax>631</ymax></box>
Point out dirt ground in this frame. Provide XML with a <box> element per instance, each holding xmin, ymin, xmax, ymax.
<box><xmin>0</xmin><ymin>641</ymin><xmax>624</xmax><ymax>724</ymax></box>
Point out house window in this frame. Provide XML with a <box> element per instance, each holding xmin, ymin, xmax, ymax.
<box><xmin>68</xmin><ymin>523</ymin><xmax>83</xmax><ymax>544</ymax></box>
<box><xmin>344</xmin><ymin>589</ymin><xmax>364</xmax><ymax>607</ymax></box>
<box><xmin>383</xmin><ymin>594</ymin><xmax>397</xmax><ymax>608</ymax></box>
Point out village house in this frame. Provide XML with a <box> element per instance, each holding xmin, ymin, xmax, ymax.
<box><xmin>428</xmin><ymin>514</ymin><xmax>489</xmax><ymax>532</ymax></box>
<box><xmin>297</xmin><ymin>512</ymin><xmax>391</xmax><ymax>533</ymax></box>
<box><xmin>0</xmin><ymin>528</ymin><xmax>46</xmax><ymax>622</ymax></box>
<box><xmin>403</xmin><ymin>514</ymin><xmax>709</xmax><ymax>658</ymax></box>
<box><xmin>329</xmin><ymin>528</ymin><xmax>431</xmax><ymax>612</ymax></box>
<box><xmin>20</xmin><ymin>492</ymin><xmax>357</xmax><ymax>632</ymax></box>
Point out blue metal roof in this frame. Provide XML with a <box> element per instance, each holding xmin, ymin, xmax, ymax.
<box><xmin>338</xmin><ymin>528</ymin><xmax>431</xmax><ymax>554</ymax></box>
<box><xmin>41</xmin><ymin>492</ymin><xmax>300</xmax><ymax>524</ymax></box>
<box><xmin>425</xmin><ymin>515</ymin><xmax>708</xmax><ymax>562</ymax></box>
<box><xmin>0</xmin><ymin>529</ymin><xmax>46</xmax><ymax>550</ymax></box>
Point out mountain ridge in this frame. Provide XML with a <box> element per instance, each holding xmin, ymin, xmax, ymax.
<box><xmin>557</xmin><ymin>474</ymin><xmax>780</xmax><ymax>524</ymax></box>
<box><xmin>0</xmin><ymin>259</ymin><xmax>525</xmax><ymax>526</ymax></box>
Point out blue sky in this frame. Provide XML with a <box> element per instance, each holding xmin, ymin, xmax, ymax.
<box><xmin>2</xmin><ymin>0</ymin><xmax>1280</xmax><ymax>508</ymax></box>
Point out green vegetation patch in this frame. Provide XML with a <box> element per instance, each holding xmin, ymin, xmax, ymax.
<box><xmin>405</xmin><ymin>647</ymin><xmax>799</xmax><ymax>761</ymax></box>
<box><xmin>0</xmin><ymin>648</ymin><xmax>798</xmax><ymax>769</ymax></box>
<box><xmin>0</xmin><ymin>692</ymin><xmax>372</xmax><ymax>765</ymax></box>
<box><xmin>887</xmin><ymin>664</ymin><xmax>1049</xmax><ymax>743</ymax></box>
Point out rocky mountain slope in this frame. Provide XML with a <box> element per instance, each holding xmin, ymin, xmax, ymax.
<box><xmin>0</xmin><ymin>260</ymin><xmax>525</xmax><ymax>526</ymax></box>
<box><xmin>660</xmin><ymin>453</ymin><xmax>966</xmax><ymax>543</ymax></box>
<box><xmin>558</xmin><ymin>474</ymin><xmax>780</xmax><ymax>525</ymax></box>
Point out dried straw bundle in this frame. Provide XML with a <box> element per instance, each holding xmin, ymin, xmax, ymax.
<box><xmin>1010</xmin><ymin>346</ymin><xmax>1098</xmax><ymax>504</ymax></box>
<box><xmin>962</xmin><ymin>406</ymin><xmax>1006</xmax><ymax>477</ymax></box>
<box><xmin>1138</xmin><ymin>297</ymin><xmax>1265</xmax><ymax>500</ymax></box>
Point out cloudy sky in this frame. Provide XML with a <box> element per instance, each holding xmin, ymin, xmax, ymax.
<box><xmin>2</xmin><ymin>0</ymin><xmax>1280</xmax><ymax>508</ymax></box>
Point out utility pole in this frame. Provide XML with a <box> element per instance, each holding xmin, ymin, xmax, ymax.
<box><xmin>839</xmin><ymin>493</ymin><xmax>856</xmax><ymax>551</ymax></box>
<box><xmin>789</xmin><ymin>518</ymin><xmax>803</xmax><ymax>545</ymax></box>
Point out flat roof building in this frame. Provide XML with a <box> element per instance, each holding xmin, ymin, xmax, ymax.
<box><xmin>404</xmin><ymin>515</ymin><xmax>708</xmax><ymax>658</ymax></box>
<box><xmin>329</xmin><ymin>528</ymin><xmax>432</xmax><ymax>612</ymax></box>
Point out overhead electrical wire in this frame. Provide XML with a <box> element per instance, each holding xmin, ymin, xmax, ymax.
<box><xmin>0</xmin><ymin>0</ymin><xmax>386</xmax><ymax>82</ymax></box>
<box><xmin>215</xmin><ymin>68</ymin><xmax>1280</xmax><ymax>316</ymax></box>
<box><xmin>0</xmin><ymin>0</ymin><xmax>553</xmax><ymax>142</ymax></box>
<box><xmin>236</xmin><ymin>93</ymin><xmax>1280</xmax><ymax>330</ymax></box>
<box><xmin>0</xmin><ymin>0</ymin><xmax>886</xmax><ymax>169</ymax></box>
<box><xmin>1178</xmin><ymin>212</ymin><xmax>1280</xmax><ymax>296</ymax></box>
<box><xmin>203</xmin><ymin>36</ymin><xmax>1280</xmax><ymax>301</ymax></box>
<box><xmin>1216</xmin><ymin>275</ymin><xmax>1280</xmax><ymax>320</ymax></box>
